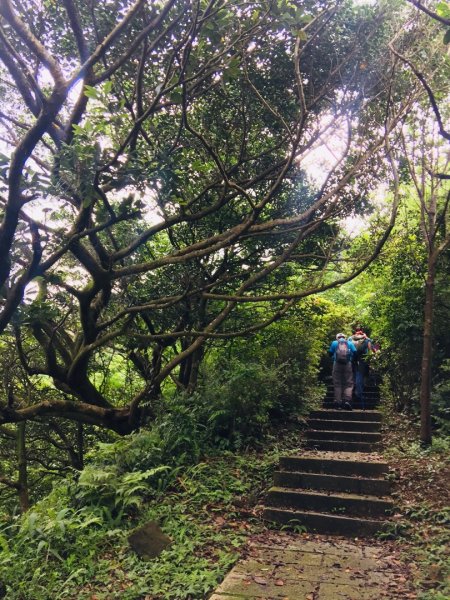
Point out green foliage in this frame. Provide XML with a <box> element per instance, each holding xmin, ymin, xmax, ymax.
<box><xmin>376</xmin><ymin>520</ymin><xmax>410</xmax><ymax>540</ymax></box>
<box><xmin>0</xmin><ymin>420</ymin><xmax>298</xmax><ymax>599</ymax></box>
<box><xmin>200</xmin><ymin>357</ymin><xmax>285</xmax><ymax>444</ymax></box>
<box><xmin>75</xmin><ymin>465</ymin><xmax>171</xmax><ymax>516</ymax></box>
<box><xmin>196</xmin><ymin>300</ymin><xmax>328</xmax><ymax>446</ymax></box>
<box><xmin>279</xmin><ymin>519</ymin><xmax>308</xmax><ymax>534</ymax></box>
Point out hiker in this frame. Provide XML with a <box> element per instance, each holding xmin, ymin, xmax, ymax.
<box><xmin>328</xmin><ymin>333</ymin><xmax>356</xmax><ymax>410</ymax></box>
<box><xmin>350</xmin><ymin>327</ymin><xmax>375</xmax><ymax>406</ymax></box>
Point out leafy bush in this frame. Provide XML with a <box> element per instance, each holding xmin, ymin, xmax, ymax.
<box><xmin>200</xmin><ymin>357</ymin><xmax>284</xmax><ymax>445</ymax></box>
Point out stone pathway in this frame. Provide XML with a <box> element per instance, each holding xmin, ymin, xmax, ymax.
<box><xmin>210</xmin><ymin>380</ymin><xmax>417</xmax><ymax>599</ymax></box>
<box><xmin>210</xmin><ymin>532</ymin><xmax>414</xmax><ymax>600</ymax></box>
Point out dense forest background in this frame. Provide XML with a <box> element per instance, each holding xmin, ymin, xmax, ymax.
<box><xmin>0</xmin><ymin>0</ymin><xmax>448</xmax><ymax>598</ymax></box>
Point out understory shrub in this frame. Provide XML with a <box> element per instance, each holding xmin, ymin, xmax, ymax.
<box><xmin>199</xmin><ymin>357</ymin><xmax>285</xmax><ymax>445</ymax></box>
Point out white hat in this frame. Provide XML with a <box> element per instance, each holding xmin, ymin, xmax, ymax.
<box><xmin>336</xmin><ymin>333</ymin><xmax>346</xmax><ymax>339</ymax></box>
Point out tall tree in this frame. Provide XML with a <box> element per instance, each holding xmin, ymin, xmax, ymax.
<box><xmin>399</xmin><ymin>116</ymin><xmax>450</xmax><ymax>445</ymax></box>
<box><xmin>0</xmin><ymin>0</ymin><xmax>418</xmax><ymax>433</ymax></box>
<box><xmin>391</xmin><ymin>2</ymin><xmax>450</xmax><ymax>444</ymax></box>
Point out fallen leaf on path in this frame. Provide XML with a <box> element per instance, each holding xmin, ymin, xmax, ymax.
<box><xmin>254</xmin><ymin>576</ymin><xmax>267</xmax><ymax>585</ymax></box>
<box><xmin>274</xmin><ymin>579</ymin><xmax>284</xmax><ymax>586</ymax></box>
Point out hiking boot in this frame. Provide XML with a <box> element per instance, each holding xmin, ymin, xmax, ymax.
<box><xmin>343</xmin><ymin>401</ymin><xmax>353</xmax><ymax>411</ymax></box>
<box><xmin>333</xmin><ymin>402</ymin><xmax>343</xmax><ymax>410</ymax></box>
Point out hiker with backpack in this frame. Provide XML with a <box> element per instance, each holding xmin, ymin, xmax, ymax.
<box><xmin>350</xmin><ymin>327</ymin><xmax>375</xmax><ymax>407</ymax></box>
<box><xmin>328</xmin><ymin>333</ymin><xmax>357</xmax><ymax>410</ymax></box>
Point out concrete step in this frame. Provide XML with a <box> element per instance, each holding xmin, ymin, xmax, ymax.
<box><xmin>266</xmin><ymin>487</ymin><xmax>393</xmax><ymax>518</ymax></box>
<box><xmin>304</xmin><ymin>439</ymin><xmax>380</xmax><ymax>452</ymax></box>
<box><xmin>309</xmin><ymin>409</ymin><xmax>382</xmax><ymax>422</ymax></box>
<box><xmin>307</xmin><ymin>418</ymin><xmax>381</xmax><ymax>432</ymax></box>
<box><xmin>263</xmin><ymin>507</ymin><xmax>388</xmax><ymax>537</ymax></box>
<box><xmin>305</xmin><ymin>429</ymin><xmax>382</xmax><ymax>443</ymax></box>
<box><xmin>273</xmin><ymin>470</ymin><xmax>391</xmax><ymax>495</ymax></box>
<box><xmin>279</xmin><ymin>456</ymin><xmax>389</xmax><ymax>477</ymax></box>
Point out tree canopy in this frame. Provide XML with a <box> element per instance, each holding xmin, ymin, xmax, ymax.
<box><xmin>0</xmin><ymin>0</ymin><xmax>423</xmax><ymax>433</ymax></box>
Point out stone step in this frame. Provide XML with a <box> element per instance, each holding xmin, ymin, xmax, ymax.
<box><xmin>266</xmin><ymin>487</ymin><xmax>393</xmax><ymax>518</ymax></box>
<box><xmin>263</xmin><ymin>507</ymin><xmax>388</xmax><ymax>537</ymax></box>
<box><xmin>323</xmin><ymin>402</ymin><xmax>378</xmax><ymax>410</ymax></box>
<box><xmin>307</xmin><ymin>418</ymin><xmax>381</xmax><ymax>432</ymax></box>
<box><xmin>324</xmin><ymin>393</ymin><xmax>380</xmax><ymax>401</ymax></box>
<box><xmin>279</xmin><ymin>456</ymin><xmax>389</xmax><ymax>477</ymax></box>
<box><xmin>273</xmin><ymin>470</ymin><xmax>391</xmax><ymax>495</ymax></box>
<box><xmin>305</xmin><ymin>429</ymin><xmax>382</xmax><ymax>443</ymax></box>
<box><xmin>310</xmin><ymin>409</ymin><xmax>382</xmax><ymax>422</ymax></box>
<box><xmin>304</xmin><ymin>439</ymin><xmax>380</xmax><ymax>452</ymax></box>
<box><xmin>325</xmin><ymin>391</ymin><xmax>380</xmax><ymax>398</ymax></box>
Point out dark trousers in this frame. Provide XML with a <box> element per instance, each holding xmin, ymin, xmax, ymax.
<box><xmin>355</xmin><ymin>360</ymin><xmax>369</xmax><ymax>403</ymax></box>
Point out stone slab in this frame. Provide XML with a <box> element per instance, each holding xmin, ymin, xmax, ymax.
<box><xmin>212</xmin><ymin>535</ymin><xmax>411</xmax><ymax>599</ymax></box>
<box><xmin>249</xmin><ymin>548</ymin><xmax>324</xmax><ymax>566</ymax></box>
<box><xmin>214</xmin><ymin>572</ymin><xmax>315</xmax><ymax>598</ymax></box>
<box><xmin>318</xmin><ymin>581</ymin><xmax>386</xmax><ymax>599</ymax></box>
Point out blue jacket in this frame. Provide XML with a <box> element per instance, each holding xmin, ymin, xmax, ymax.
<box><xmin>329</xmin><ymin>339</ymin><xmax>356</xmax><ymax>363</ymax></box>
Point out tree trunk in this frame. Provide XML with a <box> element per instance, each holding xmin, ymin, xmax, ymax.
<box><xmin>419</xmin><ymin>257</ymin><xmax>436</xmax><ymax>446</ymax></box>
<box><xmin>76</xmin><ymin>423</ymin><xmax>84</xmax><ymax>470</ymax></box>
<box><xmin>187</xmin><ymin>347</ymin><xmax>204</xmax><ymax>393</ymax></box>
<box><xmin>17</xmin><ymin>422</ymin><xmax>29</xmax><ymax>512</ymax></box>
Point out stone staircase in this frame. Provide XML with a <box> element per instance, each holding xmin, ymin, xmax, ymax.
<box><xmin>304</xmin><ymin>408</ymin><xmax>382</xmax><ymax>452</ymax></box>
<box><xmin>322</xmin><ymin>376</ymin><xmax>381</xmax><ymax>410</ymax></box>
<box><xmin>263</xmin><ymin>378</ymin><xmax>394</xmax><ymax>536</ymax></box>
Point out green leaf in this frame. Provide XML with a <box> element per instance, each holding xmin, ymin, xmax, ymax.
<box><xmin>84</xmin><ymin>85</ymin><xmax>99</xmax><ymax>99</ymax></box>
<box><xmin>0</xmin><ymin>534</ymin><xmax>9</xmax><ymax>555</ymax></box>
<box><xmin>295</xmin><ymin>29</ymin><xmax>308</xmax><ymax>41</ymax></box>
<box><xmin>71</xmin><ymin>123</ymin><xmax>84</xmax><ymax>135</ymax></box>
<box><xmin>82</xmin><ymin>195</ymin><xmax>93</xmax><ymax>208</ymax></box>
<box><xmin>436</xmin><ymin>2</ymin><xmax>450</xmax><ymax>20</ymax></box>
<box><xmin>103</xmin><ymin>80</ymin><xmax>113</xmax><ymax>94</ymax></box>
